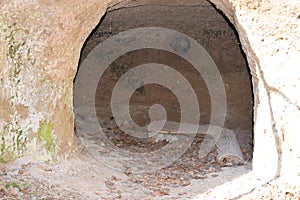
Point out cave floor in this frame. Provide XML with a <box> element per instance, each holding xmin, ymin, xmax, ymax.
<box><xmin>0</xmin><ymin>153</ymin><xmax>248</xmax><ymax>199</ymax></box>
<box><xmin>0</xmin><ymin>146</ymin><xmax>299</xmax><ymax>199</ymax></box>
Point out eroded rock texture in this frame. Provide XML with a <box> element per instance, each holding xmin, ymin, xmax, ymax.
<box><xmin>0</xmin><ymin>0</ymin><xmax>109</xmax><ymax>161</ymax></box>
<box><xmin>0</xmin><ymin>0</ymin><xmax>299</xmax><ymax>180</ymax></box>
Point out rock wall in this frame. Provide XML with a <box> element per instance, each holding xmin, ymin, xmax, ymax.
<box><xmin>210</xmin><ymin>0</ymin><xmax>300</xmax><ymax>179</ymax></box>
<box><xmin>0</xmin><ymin>0</ymin><xmax>109</xmax><ymax>161</ymax></box>
<box><xmin>0</xmin><ymin>0</ymin><xmax>299</xmax><ymax>180</ymax></box>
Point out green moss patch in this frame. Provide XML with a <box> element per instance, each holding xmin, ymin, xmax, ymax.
<box><xmin>38</xmin><ymin>121</ymin><xmax>54</xmax><ymax>151</ymax></box>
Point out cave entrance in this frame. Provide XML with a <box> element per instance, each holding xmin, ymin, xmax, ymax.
<box><xmin>74</xmin><ymin>0</ymin><xmax>253</xmax><ymax>197</ymax></box>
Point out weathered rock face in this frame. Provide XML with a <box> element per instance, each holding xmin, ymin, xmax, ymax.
<box><xmin>0</xmin><ymin>0</ymin><xmax>110</xmax><ymax>161</ymax></box>
<box><xmin>0</xmin><ymin>0</ymin><xmax>299</xmax><ymax>180</ymax></box>
<box><xmin>210</xmin><ymin>0</ymin><xmax>300</xmax><ymax>179</ymax></box>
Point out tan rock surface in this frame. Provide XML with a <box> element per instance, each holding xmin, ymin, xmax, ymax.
<box><xmin>0</xmin><ymin>0</ymin><xmax>299</xmax><ymax>181</ymax></box>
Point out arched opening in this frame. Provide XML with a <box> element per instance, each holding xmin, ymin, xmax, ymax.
<box><xmin>73</xmin><ymin>0</ymin><xmax>254</xmax><ymax>198</ymax></box>
<box><xmin>1</xmin><ymin>0</ymin><xmax>299</xmax><ymax>199</ymax></box>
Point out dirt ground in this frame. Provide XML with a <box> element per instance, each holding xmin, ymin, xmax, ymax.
<box><xmin>0</xmin><ymin>153</ymin><xmax>299</xmax><ymax>199</ymax></box>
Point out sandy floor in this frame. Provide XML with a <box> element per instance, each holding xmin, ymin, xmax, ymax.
<box><xmin>0</xmin><ymin>153</ymin><xmax>247</xmax><ymax>199</ymax></box>
<box><xmin>1</xmin><ymin>153</ymin><xmax>299</xmax><ymax>199</ymax></box>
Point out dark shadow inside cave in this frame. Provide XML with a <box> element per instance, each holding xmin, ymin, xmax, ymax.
<box><xmin>73</xmin><ymin>0</ymin><xmax>253</xmax><ymax>195</ymax></box>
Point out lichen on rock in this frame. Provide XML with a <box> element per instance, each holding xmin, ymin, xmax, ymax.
<box><xmin>0</xmin><ymin>18</ymin><xmax>56</xmax><ymax>162</ymax></box>
<box><xmin>37</xmin><ymin>120</ymin><xmax>58</xmax><ymax>161</ymax></box>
